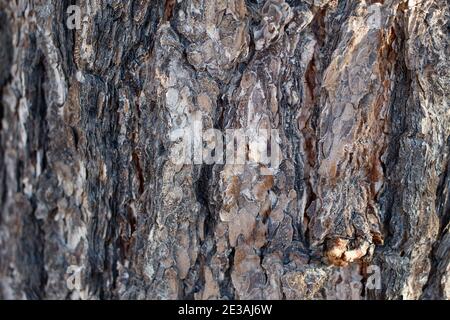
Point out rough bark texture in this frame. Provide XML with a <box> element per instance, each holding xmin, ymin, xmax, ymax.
<box><xmin>0</xmin><ymin>0</ymin><xmax>449</xmax><ymax>300</ymax></box>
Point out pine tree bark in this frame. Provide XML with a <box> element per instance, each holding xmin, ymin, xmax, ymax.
<box><xmin>0</xmin><ymin>0</ymin><xmax>448</xmax><ymax>300</ymax></box>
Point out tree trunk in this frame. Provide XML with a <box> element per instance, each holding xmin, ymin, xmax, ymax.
<box><xmin>0</xmin><ymin>0</ymin><xmax>448</xmax><ymax>300</ymax></box>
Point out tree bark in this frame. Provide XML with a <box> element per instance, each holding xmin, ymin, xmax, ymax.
<box><xmin>0</xmin><ymin>0</ymin><xmax>448</xmax><ymax>300</ymax></box>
